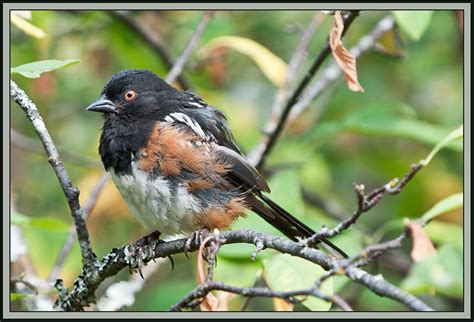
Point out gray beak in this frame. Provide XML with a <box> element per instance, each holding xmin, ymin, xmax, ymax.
<box><xmin>86</xmin><ymin>96</ymin><xmax>117</xmax><ymax>114</ymax></box>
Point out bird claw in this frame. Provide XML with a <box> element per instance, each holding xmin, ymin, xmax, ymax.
<box><xmin>184</xmin><ymin>228</ymin><xmax>210</xmax><ymax>258</ymax></box>
<box><xmin>127</xmin><ymin>230</ymin><xmax>163</xmax><ymax>278</ymax></box>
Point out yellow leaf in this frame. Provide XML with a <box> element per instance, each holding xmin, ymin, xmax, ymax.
<box><xmin>329</xmin><ymin>11</ymin><xmax>364</xmax><ymax>92</ymax></box>
<box><xmin>11</xmin><ymin>12</ymin><xmax>46</xmax><ymax>39</ymax></box>
<box><xmin>199</xmin><ymin>36</ymin><xmax>287</xmax><ymax>87</ymax></box>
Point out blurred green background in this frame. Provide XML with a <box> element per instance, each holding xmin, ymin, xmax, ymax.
<box><xmin>10</xmin><ymin>10</ymin><xmax>463</xmax><ymax>312</ymax></box>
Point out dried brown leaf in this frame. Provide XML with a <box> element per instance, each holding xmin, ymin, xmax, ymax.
<box><xmin>329</xmin><ymin>11</ymin><xmax>364</xmax><ymax>92</ymax></box>
<box><xmin>406</xmin><ymin>221</ymin><xmax>437</xmax><ymax>262</ymax></box>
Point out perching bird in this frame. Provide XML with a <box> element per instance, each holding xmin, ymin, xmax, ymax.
<box><xmin>86</xmin><ymin>69</ymin><xmax>346</xmax><ymax>261</ymax></box>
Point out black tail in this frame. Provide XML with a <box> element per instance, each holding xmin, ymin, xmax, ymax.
<box><xmin>245</xmin><ymin>193</ymin><xmax>348</xmax><ymax>259</ymax></box>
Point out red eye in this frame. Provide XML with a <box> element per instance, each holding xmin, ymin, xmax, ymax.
<box><xmin>124</xmin><ymin>90</ymin><xmax>136</xmax><ymax>101</ymax></box>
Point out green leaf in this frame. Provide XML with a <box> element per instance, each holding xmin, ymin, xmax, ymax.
<box><xmin>10</xmin><ymin>292</ymin><xmax>30</xmax><ymax>301</ymax></box>
<box><xmin>401</xmin><ymin>243</ymin><xmax>463</xmax><ymax>298</ymax></box>
<box><xmin>393</xmin><ymin>11</ymin><xmax>434</xmax><ymax>41</ymax></box>
<box><xmin>421</xmin><ymin>193</ymin><xmax>463</xmax><ymax>222</ymax></box>
<box><xmin>308</xmin><ymin>103</ymin><xmax>462</xmax><ymax>152</ymax></box>
<box><xmin>12</xmin><ymin>212</ymin><xmax>70</xmax><ymax>232</ymax></box>
<box><xmin>420</xmin><ymin>125</ymin><xmax>463</xmax><ymax>166</ymax></box>
<box><xmin>11</xmin><ymin>59</ymin><xmax>81</xmax><ymax>78</ymax></box>
<box><xmin>263</xmin><ymin>254</ymin><xmax>333</xmax><ymax>311</ymax></box>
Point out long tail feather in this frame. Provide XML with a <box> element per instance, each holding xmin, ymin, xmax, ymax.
<box><xmin>246</xmin><ymin>193</ymin><xmax>348</xmax><ymax>259</ymax></box>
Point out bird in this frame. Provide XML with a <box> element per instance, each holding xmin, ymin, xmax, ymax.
<box><xmin>86</xmin><ymin>69</ymin><xmax>347</xmax><ymax>265</ymax></box>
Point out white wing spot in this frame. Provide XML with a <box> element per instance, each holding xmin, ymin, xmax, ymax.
<box><xmin>186</xmin><ymin>101</ymin><xmax>205</xmax><ymax>108</ymax></box>
<box><xmin>169</xmin><ymin>112</ymin><xmax>209</xmax><ymax>141</ymax></box>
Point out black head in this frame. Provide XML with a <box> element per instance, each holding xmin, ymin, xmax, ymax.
<box><xmin>86</xmin><ymin>69</ymin><xmax>177</xmax><ymax>118</ymax></box>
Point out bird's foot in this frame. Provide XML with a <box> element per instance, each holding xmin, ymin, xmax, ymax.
<box><xmin>184</xmin><ymin>228</ymin><xmax>210</xmax><ymax>258</ymax></box>
<box><xmin>126</xmin><ymin>230</ymin><xmax>174</xmax><ymax>278</ymax></box>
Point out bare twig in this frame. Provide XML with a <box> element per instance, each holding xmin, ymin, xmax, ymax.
<box><xmin>11</xmin><ymin>80</ymin><xmax>96</xmax><ymax>272</ymax></box>
<box><xmin>48</xmin><ymin>172</ymin><xmax>111</xmax><ymax>283</ymax></box>
<box><xmin>165</xmin><ymin>11</ymin><xmax>214</xmax><ymax>84</ymax></box>
<box><xmin>253</xmin><ymin>11</ymin><xmax>360</xmax><ymax>170</ymax></box>
<box><xmin>305</xmin><ymin>163</ymin><xmax>423</xmax><ymax>246</ymax></box>
<box><xmin>110</xmin><ymin>11</ymin><xmax>191</xmax><ymax>90</ymax></box>
<box><xmin>11</xmin><ymin>129</ymin><xmax>102</xmax><ymax>168</ymax></box>
<box><xmin>168</xmin><ymin>280</ymin><xmax>351</xmax><ymax>312</ymax></box>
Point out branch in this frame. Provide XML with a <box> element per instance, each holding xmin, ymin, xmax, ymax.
<box><xmin>11</xmin><ymin>81</ymin><xmax>96</xmax><ymax>272</ymax></box>
<box><xmin>110</xmin><ymin>11</ymin><xmax>191</xmax><ymax>90</ymax></box>
<box><xmin>253</xmin><ymin>10</ymin><xmax>360</xmax><ymax>170</ymax></box>
<box><xmin>168</xmin><ymin>281</ymin><xmax>352</xmax><ymax>312</ymax></box>
<box><xmin>305</xmin><ymin>163</ymin><xmax>423</xmax><ymax>246</ymax></box>
<box><xmin>55</xmin><ymin>229</ymin><xmax>433</xmax><ymax>312</ymax></box>
<box><xmin>165</xmin><ymin>11</ymin><xmax>214</xmax><ymax>85</ymax></box>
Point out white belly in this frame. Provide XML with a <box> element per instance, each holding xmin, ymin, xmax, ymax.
<box><xmin>109</xmin><ymin>161</ymin><xmax>202</xmax><ymax>238</ymax></box>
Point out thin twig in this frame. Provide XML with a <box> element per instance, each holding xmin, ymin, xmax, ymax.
<box><xmin>165</xmin><ymin>11</ymin><xmax>214</xmax><ymax>85</ymax></box>
<box><xmin>305</xmin><ymin>163</ymin><xmax>423</xmax><ymax>246</ymax></box>
<box><xmin>254</xmin><ymin>11</ymin><xmax>360</xmax><ymax>170</ymax></box>
<box><xmin>110</xmin><ymin>11</ymin><xmax>191</xmax><ymax>90</ymax></box>
<box><xmin>48</xmin><ymin>172</ymin><xmax>111</xmax><ymax>283</ymax></box>
<box><xmin>168</xmin><ymin>280</ymin><xmax>351</xmax><ymax>312</ymax></box>
<box><xmin>11</xmin><ymin>80</ymin><xmax>96</xmax><ymax>272</ymax></box>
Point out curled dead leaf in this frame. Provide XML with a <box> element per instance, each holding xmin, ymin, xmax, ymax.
<box><xmin>406</xmin><ymin>221</ymin><xmax>437</xmax><ymax>262</ymax></box>
<box><xmin>329</xmin><ymin>11</ymin><xmax>364</xmax><ymax>92</ymax></box>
